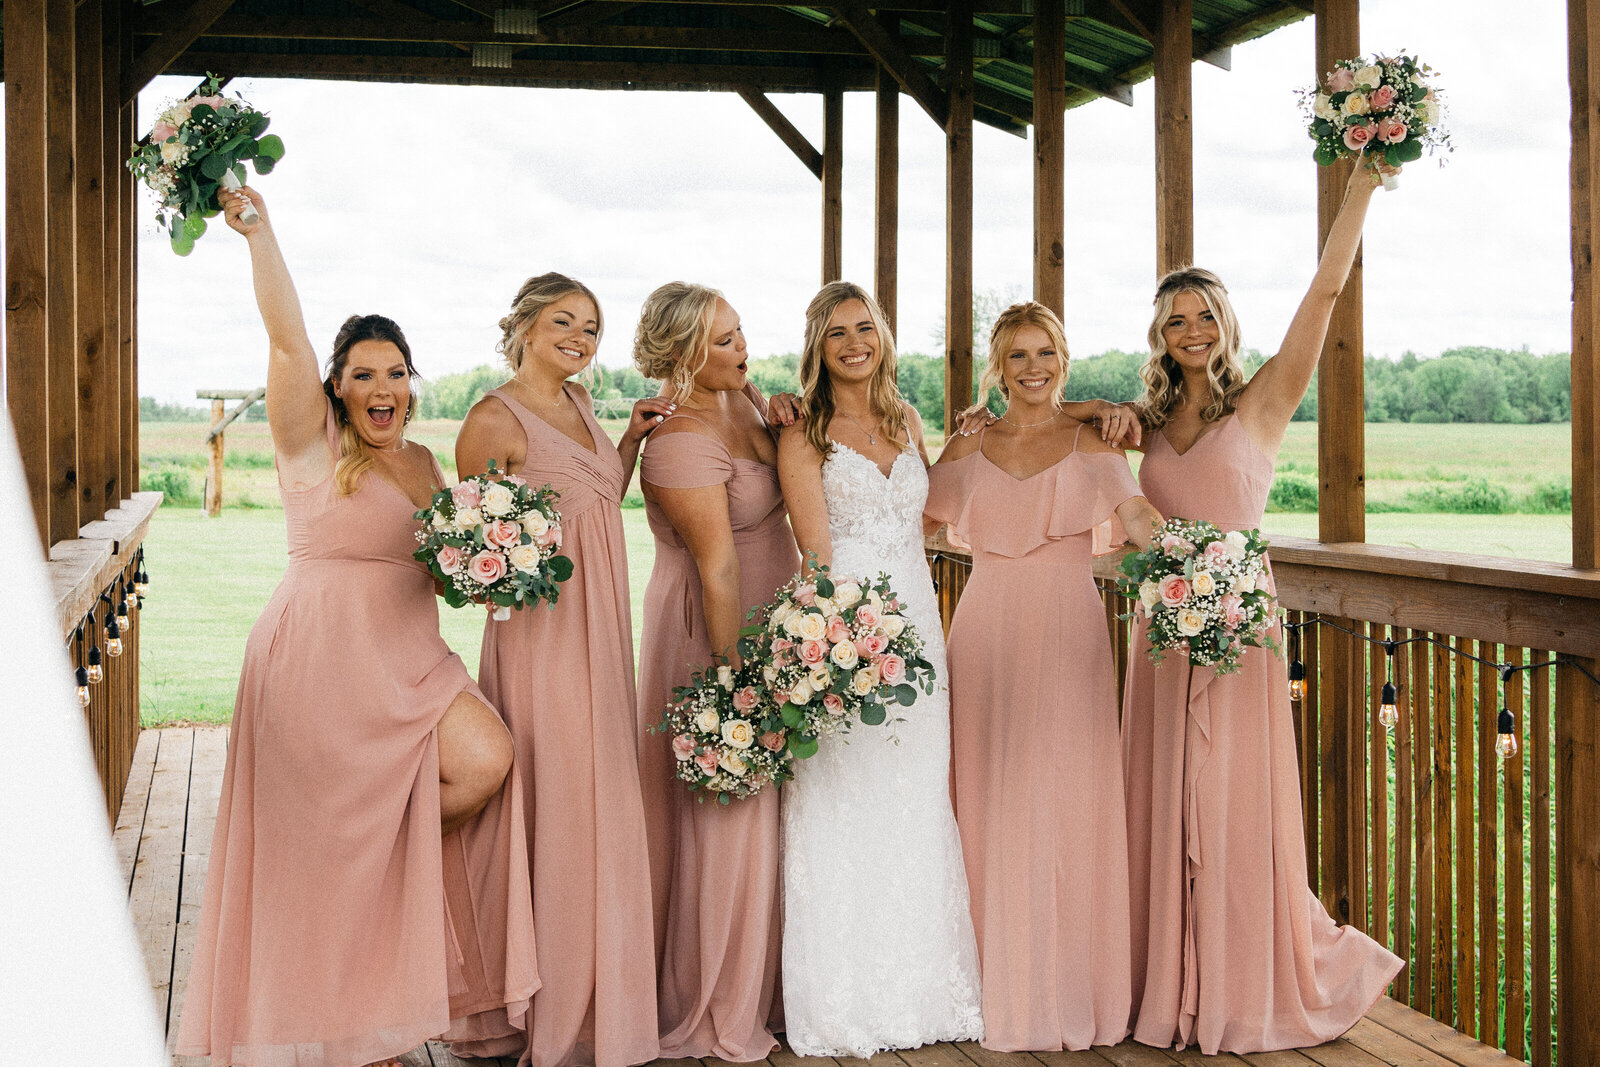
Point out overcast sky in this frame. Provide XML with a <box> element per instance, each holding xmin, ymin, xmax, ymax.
<box><xmin>90</xmin><ymin>1</ymin><xmax>1572</xmax><ymax>402</ymax></box>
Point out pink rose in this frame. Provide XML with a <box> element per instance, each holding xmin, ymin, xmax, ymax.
<box><xmin>1158</xmin><ymin>575</ymin><xmax>1190</xmax><ymax>608</ymax></box>
<box><xmin>771</xmin><ymin>637</ymin><xmax>793</xmax><ymax>655</ymax></box>
<box><xmin>886</xmin><ymin>598</ymin><xmax>902</xmax><ymax>611</ymax></box>
<box><xmin>151</xmin><ymin>121</ymin><xmax>178</xmax><ymax>143</ymax></box>
<box><xmin>733</xmin><ymin>686</ymin><xmax>759</xmax><ymax>712</ymax></box>
<box><xmin>1375</xmin><ymin>117</ymin><xmax>1408</xmax><ymax>144</ymax></box>
<box><xmin>695</xmin><ymin>750</ymin><xmax>719</xmax><ymax>775</ymax></box>
<box><xmin>1326</xmin><ymin>67</ymin><xmax>1354</xmax><ymax>92</ymax></box>
<box><xmin>855</xmin><ymin>604</ymin><xmax>881</xmax><ymax>629</ymax></box>
<box><xmin>822</xmin><ymin>692</ymin><xmax>845</xmax><ymax>716</ymax></box>
<box><xmin>1342</xmin><ymin>123</ymin><xmax>1375</xmax><ymax>151</ymax></box>
<box><xmin>856</xmin><ymin>635</ymin><xmax>888</xmax><ymax>657</ymax></box>
<box><xmin>539</xmin><ymin>524</ymin><xmax>561</xmax><ymax>549</ymax></box>
<box><xmin>799</xmin><ymin>639</ymin><xmax>829</xmax><ymax>665</ymax></box>
<box><xmin>452</xmin><ymin>481</ymin><xmax>482</xmax><ymax>509</ymax></box>
<box><xmin>484</xmin><ymin>519</ymin><xmax>522</xmax><ymax>548</ymax></box>
<box><xmin>772</xmin><ymin>690</ymin><xmax>791</xmax><ymax>707</ymax></box>
<box><xmin>672</xmin><ymin>734</ymin><xmax>696</xmax><ymax>760</ymax></box>
<box><xmin>795</xmin><ymin>584</ymin><xmax>817</xmax><ymax>607</ymax></box>
<box><xmin>1160</xmin><ymin>534</ymin><xmax>1191</xmax><ymax>558</ymax></box>
<box><xmin>826</xmin><ymin>614</ymin><xmax>851</xmax><ymax>644</ymax></box>
<box><xmin>436</xmin><ymin>544</ymin><xmax>465</xmax><ymax>575</ymax></box>
<box><xmin>1369</xmin><ymin>84</ymin><xmax>1397</xmax><ymax>110</ymax></box>
<box><xmin>759</xmin><ymin>731</ymin><xmax>786</xmax><ymax>752</ymax></box>
<box><xmin>1220</xmin><ymin>593</ymin><xmax>1246</xmax><ymax>630</ymax></box>
<box><xmin>192</xmin><ymin>94</ymin><xmax>228</xmax><ymax>110</ymax></box>
<box><xmin>1201</xmin><ymin>541</ymin><xmax>1232</xmax><ymax>566</ymax></box>
<box><xmin>505</xmin><ymin>473</ymin><xmax>528</xmax><ymax>487</ymax></box>
<box><xmin>879</xmin><ymin>654</ymin><xmax>906</xmax><ymax>686</ymax></box>
<box><xmin>469</xmin><ymin>550</ymin><xmax>507</xmax><ymax>585</ymax></box>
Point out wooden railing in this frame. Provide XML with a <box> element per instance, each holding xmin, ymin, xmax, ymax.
<box><xmin>926</xmin><ymin>534</ymin><xmax>1600</xmax><ymax>1065</ymax></box>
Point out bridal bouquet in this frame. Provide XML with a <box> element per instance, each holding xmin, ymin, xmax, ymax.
<box><xmin>1300</xmin><ymin>52</ymin><xmax>1449</xmax><ymax>188</ymax></box>
<box><xmin>740</xmin><ymin>563</ymin><xmax>938</xmax><ymax>756</ymax></box>
<box><xmin>657</xmin><ymin>660</ymin><xmax>794</xmax><ymax>804</ymax></box>
<box><xmin>413</xmin><ymin>461</ymin><xmax>572</xmax><ymax>620</ymax></box>
<box><xmin>1117</xmin><ymin>518</ymin><xmax>1281</xmax><ymax>675</ymax></box>
<box><xmin>127</xmin><ymin>73</ymin><xmax>286</xmax><ymax>255</ymax></box>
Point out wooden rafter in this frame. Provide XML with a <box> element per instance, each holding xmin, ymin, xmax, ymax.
<box><xmin>1082</xmin><ymin>0</ymin><xmax>1230</xmax><ymax>69</ymax></box>
<box><xmin>736</xmin><ymin>88</ymin><xmax>823</xmax><ymax>178</ymax></box>
<box><xmin>829</xmin><ymin>1</ymin><xmax>948</xmax><ymax>128</ymax></box>
<box><xmin>122</xmin><ymin>0</ymin><xmax>237</xmax><ymax>100</ymax></box>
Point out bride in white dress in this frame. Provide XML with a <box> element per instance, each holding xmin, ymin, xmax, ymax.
<box><xmin>775</xmin><ymin>282</ymin><xmax>983</xmax><ymax>1058</ymax></box>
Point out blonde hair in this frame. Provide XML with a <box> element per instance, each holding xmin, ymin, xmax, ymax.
<box><xmin>321</xmin><ymin>314</ymin><xmax>420</xmax><ymax>496</ymax></box>
<box><xmin>632</xmin><ymin>282</ymin><xmax>725</xmax><ymax>404</ymax></box>
<box><xmin>497</xmin><ymin>272</ymin><xmax>603</xmax><ymax>371</ymax></box>
<box><xmin>797</xmin><ymin>282</ymin><xmax>908</xmax><ymax>457</ymax></box>
<box><xmin>1138</xmin><ymin>266</ymin><xmax>1246</xmax><ymax>430</ymax></box>
<box><xmin>981</xmin><ymin>301</ymin><xmax>1071</xmax><ymax>404</ymax></box>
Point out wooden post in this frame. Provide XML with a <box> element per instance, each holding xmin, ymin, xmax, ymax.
<box><xmin>76</xmin><ymin>0</ymin><xmax>108</xmax><ymax>524</ymax></box>
<box><xmin>1153</xmin><ymin>0</ymin><xmax>1194</xmax><ymax>275</ymax></box>
<box><xmin>123</xmin><ymin>91</ymin><xmax>139</xmax><ymax>496</ymax></box>
<box><xmin>206</xmin><ymin>398</ymin><xmax>225</xmax><ymax>517</ymax></box>
<box><xmin>944</xmin><ymin>0</ymin><xmax>974</xmax><ymax>432</ymax></box>
<box><xmin>102</xmin><ymin>0</ymin><xmax>124</xmax><ymax>505</ymax></box>
<box><xmin>6</xmin><ymin>0</ymin><xmax>51</xmax><ymax>547</ymax></box>
<box><xmin>822</xmin><ymin>80</ymin><xmax>844</xmax><ymax>285</ymax></box>
<box><xmin>1032</xmin><ymin>0</ymin><xmax>1066</xmax><ymax>317</ymax></box>
<box><xmin>1561</xmin><ymin>2</ymin><xmax>1600</xmax><ymax>1061</ymax></box>
<box><xmin>875</xmin><ymin>63</ymin><xmax>899</xmax><ymax>335</ymax></box>
<box><xmin>45</xmin><ymin>0</ymin><xmax>79</xmax><ymax>545</ymax></box>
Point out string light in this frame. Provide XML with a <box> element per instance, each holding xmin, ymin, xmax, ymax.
<box><xmin>1497</xmin><ymin>664</ymin><xmax>1519</xmax><ymax>760</ymax></box>
<box><xmin>105</xmin><ymin>614</ymin><xmax>123</xmax><ymax>658</ymax></box>
<box><xmin>87</xmin><ymin>643</ymin><xmax>104</xmax><ymax>684</ymax></box>
<box><xmin>75</xmin><ymin>666</ymin><xmax>91</xmax><ymax>707</ymax></box>
<box><xmin>1378</xmin><ymin>639</ymin><xmax>1399</xmax><ymax>730</ymax></box>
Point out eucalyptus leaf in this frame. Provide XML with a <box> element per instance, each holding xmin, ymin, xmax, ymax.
<box><xmin>860</xmin><ymin>705</ymin><xmax>886</xmax><ymax>726</ymax></box>
<box><xmin>894</xmin><ymin>684</ymin><xmax>917</xmax><ymax>706</ymax></box>
<box><xmin>550</xmin><ymin>555</ymin><xmax>574</xmax><ymax>581</ymax></box>
<box><xmin>183</xmin><ymin>213</ymin><xmax>208</xmax><ymax>239</ymax></box>
<box><xmin>189</xmin><ymin>103</ymin><xmax>216</xmax><ymax>122</ymax></box>
<box><xmin>252</xmin><ymin>155</ymin><xmax>277</xmax><ymax>176</ymax></box>
<box><xmin>170</xmin><ymin>231</ymin><xmax>195</xmax><ymax>256</ymax></box>
<box><xmin>257</xmin><ymin>134</ymin><xmax>286</xmax><ymax>161</ymax></box>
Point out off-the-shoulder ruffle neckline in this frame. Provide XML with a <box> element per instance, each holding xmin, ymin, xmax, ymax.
<box><xmin>941</xmin><ymin>441</ymin><xmax>1127</xmax><ymax>485</ymax></box>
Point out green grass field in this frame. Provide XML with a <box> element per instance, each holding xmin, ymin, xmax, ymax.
<box><xmin>137</xmin><ymin>418</ymin><xmax>1579</xmax><ymax>725</ymax></box>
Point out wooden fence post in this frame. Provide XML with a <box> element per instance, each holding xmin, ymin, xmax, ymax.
<box><xmin>206</xmin><ymin>398</ymin><xmax>225</xmax><ymax>517</ymax></box>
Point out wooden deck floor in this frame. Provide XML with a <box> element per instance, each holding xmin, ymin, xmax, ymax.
<box><xmin>118</xmin><ymin>727</ymin><xmax>1523</xmax><ymax>1067</ymax></box>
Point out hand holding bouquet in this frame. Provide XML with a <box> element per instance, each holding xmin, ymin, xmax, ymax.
<box><xmin>1300</xmin><ymin>52</ymin><xmax>1449</xmax><ymax>189</ymax></box>
<box><xmin>128</xmin><ymin>73</ymin><xmax>286</xmax><ymax>255</ymax></box>
<box><xmin>413</xmin><ymin>461</ymin><xmax>572</xmax><ymax>620</ymax></box>
<box><xmin>656</xmin><ymin>660</ymin><xmax>794</xmax><ymax>805</ymax></box>
<box><xmin>1117</xmin><ymin>518</ymin><xmax>1281</xmax><ymax>675</ymax></box>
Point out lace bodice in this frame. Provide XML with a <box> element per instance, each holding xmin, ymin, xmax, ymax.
<box><xmin>820</xmin><ymin>444</ymin><xmax>929</xmax><ymax>563</ymax></box>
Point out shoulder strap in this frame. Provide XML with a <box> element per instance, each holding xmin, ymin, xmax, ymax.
<box><xmin>1071</xmin><ymin>419</ymin><xmax>1086</xmax><ymax>452</ymax></box>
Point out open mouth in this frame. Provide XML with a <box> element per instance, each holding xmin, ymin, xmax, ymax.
<box><xmin>1182</xmin><ymin>343</ymin><xmax>1212</xmax><ymax>355</ymax></box>
<box><xmin>368</xmin><ymin>405</ymin><xmax>395</xmax><ymax>427</ymax></box>
<box><xmin>1016</xmin><ymin>376</ymin><xmax>1052</xmax><ymax>390</ymax></box>
<box><xmin>737</xmin><ymin>360</ymin><xmax>748</xmax><ymax>374</ymax></box>
<box><xmin>840</xmin><ymin>353</ymin><xmax>871</xmax><ymax>367</ymax></box>
<box><xmin>558</xmin><ymin>345</ymin><xmax>585</xmax><ymax>360</ymax></box>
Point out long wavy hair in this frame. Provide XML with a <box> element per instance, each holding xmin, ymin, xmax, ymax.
<box><xmin>632</xmin><ymin>282</ymin><xmax>724</xmax><ymax>404</ymax></box>
<box><xmin>797</xmin><ymin>282</ymin><xmax>908</xmax><ymax>457</ymax></box>
<box><xmin>981</xmin><ymin>301</ymin><xmax>1071</xmax><ymax>405</ymax></box>
<box><xmin>321</xmin><ymin>314</ymin><xmax>420</xmax><ymax>496</ymax></box>
<box><xmin>1137</xmin><ymin>266</ymin><xmax>1247</xmax><ymax>430</ymax></box>
<box><xmin>497</xmin><ymin>272</ymin><xmax>603</xmax><ymax>372</ymax></box>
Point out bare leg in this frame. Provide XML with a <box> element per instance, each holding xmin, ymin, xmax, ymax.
<box><xmin>438</xmin><ymin>690</ymin><xmax>514</xmax><ymax>836</ymax></box>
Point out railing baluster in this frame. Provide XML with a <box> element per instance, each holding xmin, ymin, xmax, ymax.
<box><xmin>1454</xmin><ymin>637</ymin><xmax>1476</xmax><ymax>1033</ymax></box>
<box><xmin>1433</xmin><ymin>637</ymin><xmax>1454</xmax><ymax>1025</ymax></box>
<box><xmin>1505</xmin><ymin>646</ymin><xmax>1526</xmax><ymax>1062</ymax></box>
<box><xmin>1393</xmin><ymin>629</ymin><xmax>1413</xmax><ymax>1004</ymax></box>
<box><xmin>1304</xmin><ymin>618</ymin><xmax>1321</xmax><ymax>890</ymax></box>
<box><xmin>1477</xmin><ymin>643</ymin><xmax>1499</xmax><ymax>1046</ymax></box>
<box><xmin>1414</xmin><ymin>628</ymin><xmax>1434</xmax><ymax>1013</ymax></box>
<box><xmin>1369</xmin><ymin>627</ymin><xmax>1389</xmax><ymax>949</ymax></box>
<box><xmin>1532</xmin><ymin>657</ymin><xmax>1552</xmax><ymax>1067</ymax></box>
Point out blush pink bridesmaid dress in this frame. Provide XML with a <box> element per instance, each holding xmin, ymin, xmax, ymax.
<box><xmin>927</xmin><ymin>425</ymin><xmax>1141</xmax><ymax>1052</ymax></box>
<box><xmin>175</xmin><ymin>404</ymin><xmax>538</xmax><ymax>1067</ymax></box>
<box><xmin>465</xmin><ymin>382</ymin><xmax>660</xmax><ymax>1067</ymax></box>
<box><xmin>1122</xmin><ymin>413</ymin><xmax>1402</xmax><ymax>1054</ymax></box>
<box><xmin>635</xmin><ymin>391</ymin><xmax>798</xmax><ymax>1062</ymax></box>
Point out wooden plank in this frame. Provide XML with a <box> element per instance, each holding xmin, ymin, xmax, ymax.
<box><xmin>1576</xmin><ymin>0</ymin><xmax>1600</xmax><ymax>572</ymax></box>
<box><xmin>45</xmin><ymin>0</ymin><xmax>79</xmax><ymax>547</ymax></box>
<box><xmin>1411</xmin><ymin>627</ymin><xmax>1433</xmax><ymax>1013</ymax></box>
<box><xmin>1555</xmin><ymin>654</ymin><xmax>1600</xmax><ymax>1064</ymax></box>
<box><xmin>203</xmin><ymin>386</ymin><xmax>266</xmax><ymax>442</ymax></box>
<box><xmin>1168</xmin><ymin>1049</ymin><xmax>1251</xmax><ymax>1066</ymax></box>
<box><xmin>121</xmin><ymin>0</ymin><xmax>236</xmax><ymax>99</ymax></box>
<box><xmin>1365</xmin><ymin>998</ymin><xmax>1525</xmax><ymax>1066</ymax></box>
<box><xmin>126</xmin><ymin>727</ymin><xmax>194</xmax><ymax>1026</ymax></box>
<box><xmin>1302</xmin><ymin>618</ymin><xmax>1321</xmax><ymax>888</ymax></box>
<box><xmin>1453</xmin><ymin>639</ymin><xmax>1474</xmax><ymax>1036</ymax></box>
<box><xmin>1368</xmin><ymin>630</ymin><xmax>1388</xmax><ymax>944</ymax></box>
<box><xmin>1151</xmin><ymin>0</ymin><xmax>1192</xmax><ymax>275</ymax></box>
<box><xmin>943</xmin><ymin>0</ymin><xmax>974</xmax><ymax>435</ymax></box>
<box><xmin>1089</xmin><ymin>1044</ymin><xmax>1177</xmax><ymax>1066</ymax></box>
<box><xmin>737</xmin><ymin>88</ymin><xmax>822</xmax><ymax>178</ymax></box>
<box><xmin>1474</xmin><ymin>646</ymin><xmax>1497</xmax><ymax>1047</ymax></box>
<box><xmin>1347</xmin><ymin>621</ymin><xmax>1368</xmax><ymax>933</ymax></box>
<box><xmin>75</xmin><ymin>0</ymin><xmax>108</xmax><ymax>525</ymax></box>
<box><xmin>1317</xmin><ymin>624</ymin><xmax>1351</xmax><ymax>924</ymax></box>
<box><xmin>1032</xmin><ymin>0</ymin><xmax>1065</xmax><ymax>318</ymax></box>
<box><xmin>831</xmin><ymin>0</ymin><xmax>948</xmax><ymax>128</ymax></box>
<box><xmin>1392</xmin><ymin>632</ymin><xmax>1413</xmax><ymax>1002</ymax></box>
<box><xmin>1239</xmin><ymin>1053</ymin><xmax>1321</xmax><ymax>1067</ymax></box>
<box><xmin>956</xmin><ymin>1040</ymin><xmax>1107</xmax><ymax>1067</ymax></box>
<box><xmin>111</xmin><ymin>722</ymin><xmax>160</xmax><ymax>891</ymax></box>
<box><xmin>166</xmin><ymin>726</ymin><xmax>227</xmax><ymax>1050</ymax></box>
<box><xmin>1502</xmin><ymin>647</ymin><xmax>1525</xmax><ymax>1063</ymax></box>
<box><xmin>122</xmin><ymin>92</ymin><xmax>138</xmax><ymax>497</ymax></box>
<box><xmin>1529</xmin><ymin>659</ymin><xmax>1551</xmax><ymax>1067</ymax></box>
<box><xmin>900</xmin><ymin>1041</ymin><xmax>996</xmax><ymax>1067</ymax></box>
<box><xmin>821</xmin><ymin>81</ymin><xmax>844</xmax><ymax>284</ymax></box>
<box><xmin>102</xmin><ymin>0</ymin><xmax>125</xmax><ymax>506</ymax></box>
<box><xmin>1294</xmin><ymin>1039</ymin><xmax>1388</xmax><ymax>1067</ymax></box>
<box><xmin>875</xmin><ymin>64</ymin><xmax>899</xmax><ymax>334</ymax></box>
<box><xmin>1312</xmin><ymin>0</ymin><xmax>1364</xmax><ymax>543</ymax></box>
<box><xmin>1341</xmin><ymin>1017</ymin><xmax>1457</xmax><ymax>1067</ymax></box>
<box><xmin>205</xmin><ymin>397</ymin><xmax>225</xmax><ymax>517</ymax></box>
<box><xmin>1430</xmin><ymin>638</ymin><xmax>1452</xmax><ymax>1024</ymax></box>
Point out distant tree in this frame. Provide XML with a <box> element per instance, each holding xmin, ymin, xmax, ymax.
<box><xmin>140</xmin><ymin>396</ymin><xmax>208</xmax><ymax>422</ymax></box>
<box><xmin>416</xmin><ymin>364</ymin><xmax>504</xmax><ymax>420</ymax></box>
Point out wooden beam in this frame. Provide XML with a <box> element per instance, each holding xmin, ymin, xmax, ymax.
<box><xmin>1152</xmin><ymin>0</ymin><xmax>1193</xmax><ymax>275</ymax></box>
<box><xmin>6</xmin><ymin>0</ymin><xmax>51</xmax><ymax>548</ymax></box>
<box><xmin>1033</xmin><ymin>0</ymin><xmax>1066</xmax><ymax>317</ymax></box>
<box><xmin>1086</xmin><ymin>0</ymin><xmax>1232</xmax><ymax>69</ymax></box>
<box><xmin>121</xmin><ymin>0</ymin><xmax>235</xmax><ymax>100</ymax></box>
<box><xmin>944</xmin><ymin>0</ymin><xmax>974</xmax><ymax>433</ymax></box>
<box><xmin>1576</xmin><ymin>0</ymin><xmax>1600</xmax><ymax>573</ymax></box>
<box><xmin>46</xmin><ymin>0</ymin><xmax>79</xmax><ymax>546</ymax></box>
<box><xmin>77</xmin><ymin>0</ymin><xmax>109</xmax><ymax>524</ymax></box>
<box><xmin>203</xmin><ymin>388</ymin><xmax>266</xmax><ymax>443</ymax></box>
<box><xmin>102</xmin><ymin>0</ymin><xmax>125</xmax><ymax>505</ymax></box>
<box><xmin>626</xmin><ymin>0</ymin><xmax>1040</xmax><ymax>12</ymax></box>
<box><xmin>821</xmin><ymin>81</ymin><xmax>844</xmax><ymax>285</ymax></box>
<box><xmin>874</xmin><ymin>64</ymin><xmax>899</xmax><ymax>334</ymax></box>
<box><xmin>736</xmin><ymin>88</ymin><xmax>822</xmax><ymax>178</ymax></box>
<box><xmin>830</xmin><ymin>1</ymin><xmax>948</xmax><ymax>128</ymax></box>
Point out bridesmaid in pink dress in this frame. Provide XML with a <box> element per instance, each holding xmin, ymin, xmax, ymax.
<box><xmin>1123</xmin><ymin>163</ymin><xmax>1403</xmax><ymax>1054</ymax></box>
<box><xmin>454</xmin><ymin>275</ymin><xmax>670</xmax><ymax>1067</ymax></box>
<box><xmin>631</xmin><ymin>283</ymin><xmax>798</xmax><ymax>1061</ymax></box>
<box><xmin>177</xmin><ymin>189</ymin><xmax>537</xmax><ymax>1067</ymax></box>
<box><xmin>927</xmin><ymin>302</ymin><xmax>1160</xmax><ymax>1052</ymax></box>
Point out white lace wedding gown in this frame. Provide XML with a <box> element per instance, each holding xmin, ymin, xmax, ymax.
<box><xmin>781</xmin><ymin>442</ymin><xmax>984</xmax><ymax>1057</ymax></box>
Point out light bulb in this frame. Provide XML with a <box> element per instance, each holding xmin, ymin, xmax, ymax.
<box><xmin>1378</xmin><ymin>681</ymin><xmax>1398</xmax><ymax>730</ymax></box>
<box><xmin>106</xmin><ymin>618</ymin><xmax>123</xmax><ymax>657</ymax></box>
<box><xmin>1496</xmin><ymin>708</ymin><xmax>1519</xmax><ymax>760</ymax></box>
<box><xmin>87</xmin><ymin>645</ymin><xmax>104</xmax><ymax>684</ymax></box>
<box><xmin>116</xmin><ymin>600</ymin><xmax>130</xmax><ymax>630</ymax></box>
<box><xmin>1288</xmin><ymin>660</ymin><xmax>1305</xmax><ymax>702</ymax></box>
<box><xmin>134</xmin><ymin>570</ymin><xmax>149</xmax><ymax>597</ymax></box>
<box><xmin>75</xmin><ymin>667</ymin><xmax>91</xmax><ymax>707</ymax></box>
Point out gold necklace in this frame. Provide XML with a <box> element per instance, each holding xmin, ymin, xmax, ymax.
<box><xmin>507</xmin><ymin>376</ymin><xmax>565</xmax><ymax>410</ymax></box>
<box><xmin>836</xmin><ymin>408</ymin><xmax>881</xmax><ymax>445</ymax></box>
<box><xmin>373</xmin><ymin>439</ymin><xmax>408</xmax><ymax>453</ymax></box>
<box><xmin>1000</xmin><ymin>407</ymin><xmax>1061</xmax><ymax>430</ymax></box>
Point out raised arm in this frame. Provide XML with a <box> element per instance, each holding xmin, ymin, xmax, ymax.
<box><xmin>777</xmin><ymin>422</ymin><xmax>832</xmax><ymax>573</ymax></box>
<box><xmin>1237</xmin><ymin>162</ymin><xmax>1387</xmax><ymax>452</ymax></box>
<box><xmin>221</xmin><ymin>188</ymin><xmax>330</xmax><ymax>486</ymax></box>
<box><xmin>646</xmin><ymin>460</ymin><xmax>744</xmax><ymax>661</ymax></box>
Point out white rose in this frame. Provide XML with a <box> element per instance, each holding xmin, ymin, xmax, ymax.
<box><xmin>1353</xmin><ymin>64</ymin><xmax>1383</xmax><ymax>89</ymax></box>
<box><xmin>721</xmin><ymin>719</ymin><xmax>754</xmax><ymax>750</ymax></box>
<box><xmin>508</xmin><ymin>544</ymin><xmax>542</xmax><ymax>574</ymax></box>
<box><xmin>1176</xmin><ymin>609</ymin><xmax>1206</xmax><ymax>636</ymax></box>
<box><xmin>1313</xmin><ymin>92</ymin><xmax>1337</xmax><ymax>121</ymax></box>
<box><xmin>1342</xmin><ymin>92</ymin><xmax>1370</xmax><ymax>116</ymax></box>
<box><xmin>694</xmin><ymin>708</ymin><xmax>720</xmax><ymax>734</ymax></box>
<box><xmin>431</xmin><ymin>510</ymin><xmax>450</xmax><ymax>529</ymax></box>
<box><xmin>522</xmin><ymin>509</ymin><xmax>549</xmax><ymax>537</ymax></box>
<box><xmin>830</xmin><ymin>640</ymin><xmax>859</xmax><ymax>669</ymax></box>
<box><xmin>717</xmin><ymin>664</ymin><xmax>734</xmax><ymax>690</ymax></box>
<box><xmin>878</xmin><ymin>614</ymin><xmax>906</xmax><ymax>639</ymax></box>
<box><xmin>790</xmin><ymin>678</ymin><xmax>814</xmax><ymax>705</ymax></box>
<box><xmin>794</xmin><ymin>611</ymin><xmax>828</xmax><ymax>642</ymax></box>
<box><xmin>833</xmin><ymin>581</ymin><xmax>862</xmax><ymax>608</ymax></box>
<box><xmin>1255</xmin><ymin>571</ymin><xmax>1274</xmax><ymax>593</ymax></box>
<box><xmin>1139</xmin><ymin>581</ymin><xmax>1161</xmax><ymax>610</ymax></box>
<box><xmin>809</xmin><ymin>667</ymin><xmax>832</xmax><ymax>690</ymax></box>
<box><xmin>763</xmin><ymin>664</ymin><xmax>779</xmax><ymax>684</ymax></box>
<box><xmin>866</xmin><ymin>590</ymin><xmax>884</xmax><ymax>613</ymax></box>
<box><xmin>1230</xmin><ymin>572</ymin><xmax>1253</xmax><ymax>595</ymax></box>
<box><xmin>852</xmin><ymin>665</ymin><xmax>879</xmax><ymax>695</ymax></box>
<box><xmin>812</xmin><ymin>596</ymin><xmax>836</xmax><ymax>617</ymax></box>
<box><xmin>455</xmin><ymin>506</ymin><xmax>484</xmax><ymax>529</ymax></box>
<box><xmin>1224</xmin><ymin>530</ymin><xmax>1249</xmax><ymax>553</ymax></box>
<box><xmin>771</xmin><ymin>601</ymin><xmax>797</xmax><ymax>632</ymax></box>
<box><xmin>1191</xmin><ymin>571</ymin><xmax>1216</xmax><ymax>596</ymax></box>
<box><xmin>159</xmin><ymin>140</ymin><xmax>189</xmax><ymax>165</ymax></box>
<box><xmin>782</xmin><ymin>608</ymin><xmax>806</xmax><ymax>638</ymax></box>
<box><xmin>481</xmin><ymin>482</ymin><xmax>515</xmax><ymax>517</ymax></box>
<box><xmin>718</xmin><ymin>751</ymin><xmax>748</xmax><ymax>777</ymax></box>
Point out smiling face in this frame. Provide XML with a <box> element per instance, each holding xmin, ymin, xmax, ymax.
<box><xmin>999</xmin><ymin>323</ymin><xmax>1068</xmax><ymax>407</ymax></box>
<box><xmin>333</xmin><ymin>339</ymin><xmax>413</xmax><ymax>448</ymax></box>
<box><xmin>692</xmin><ymin>298</ymin><xmax>749</xmax><ymax>394</ymax></box>
<box><xmin>520</xmin><ymin>294</ymin><xmax>599</xmax><ymax>380</ymax></box>
<box><xmin>1161</xmin><ymin>290</ymin><xmax>1222</xmax><ymax>373</ymax></box>
<box><xmin>820</xmin><ymin>298</ymin><xmax>881</xmax><ymax>387</ymax></box>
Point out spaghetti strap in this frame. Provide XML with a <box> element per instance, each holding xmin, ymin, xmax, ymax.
<box><xmin>1071</xmin><ymin>420</ymin><xmax>1086</xmax><ymax>453</ymax></box>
